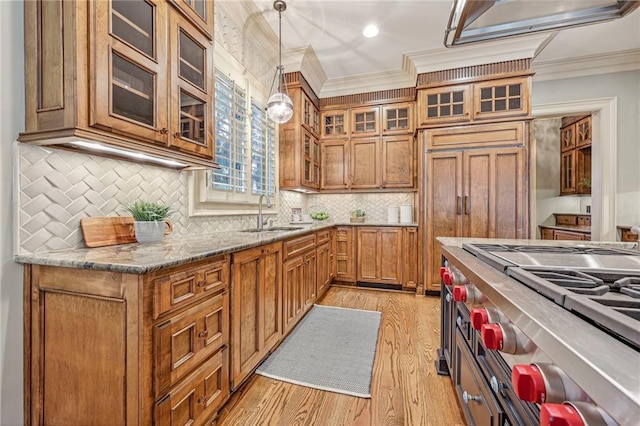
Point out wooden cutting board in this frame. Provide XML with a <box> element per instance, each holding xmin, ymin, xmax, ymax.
<box><xmin>80</xmin><ymin>216</ymin><xmax>136</xmax><ymax>248</ymax></box>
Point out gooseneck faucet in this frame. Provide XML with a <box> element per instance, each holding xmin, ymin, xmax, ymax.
<box><xmin>257</xmin><ymin>194</ymin><xmax>272</xmax><ymax>231</ymax></box>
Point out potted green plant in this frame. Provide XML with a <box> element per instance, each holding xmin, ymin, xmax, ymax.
<box><xmin>350</xmin><ymin>209</ymin><xmax>366</xmax><ymax>223</ymax></box>
<box><xmin>124</xmin><ymin>200</ymin><xmax>173</xmax><ymax>244</ymax></box>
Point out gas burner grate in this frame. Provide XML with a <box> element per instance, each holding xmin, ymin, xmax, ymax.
<box><xmin>526</xmin><ymin>270</ymin><xmax>609</xmax><ymax>296</ymax></box>
<box><xmin>615</xmin><ymin>277</ymin><xmax>640</xmax><ymax>299</ymax></box>
<box><xmin>463</xmin><ymin>243</ymin><xmax>639</xmax><ymax>256</ymax></box>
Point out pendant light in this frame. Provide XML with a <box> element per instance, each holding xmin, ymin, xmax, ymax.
<box><xmin>266</xmin><ymin>0</ymin><xmax>293</xmax><ymax>124</ymax></box>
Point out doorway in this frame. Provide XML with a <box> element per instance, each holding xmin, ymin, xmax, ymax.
<box><xmin>531</xmin><ymin>97</ymin><xmax>617</xmax><ymax>241</ymax></box>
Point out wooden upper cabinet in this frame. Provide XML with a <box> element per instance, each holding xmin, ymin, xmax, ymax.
<box><xmin>279</xmin><ymin>84</ymin><xmax>321</xmax><ymax>192</ymax></box>
<box><xmin>382</xmin><ymin>102</ymin><xmax>414</xmax><ymax>135</ymax></box>
<box><xmin>561</xmin><ymin>124</ymin><xmax>576</xmax><ymax>151</ymax></box>
<box><xmin>417</xmin><ymin>85</ymin><xmax>471</xmax><ymax>127</ymax></box>
<box><xmin>93</xmin><ymin>0</ymin><xmax>169</xmax><ymax>144</ymax></box>
<box><xmin>560</xmin><ymin>115</ymin><xmax>591</xmax><ymax>196</ymax></box>
<box><xmin>351</xmin><ymin>138</ymin><xmax>381</xmax><ymax>189</ymax></box>
<box><xmin>170</xmin><ymin>0</ymin><xmax>214</xmax><ymax>38</ymax></box>
<box><xmin>472</xmin><ymin>77</ymin><xmax>530</xmax><ymax>121</ymax></box>
<box><xmin>576</xmin><ymin>116</ymin><xmax>592</xmax><ymax>147</ymax></box>
<box><xmin>167</xmin><ymin>12</ymin><xmax>214</xmax><ymax>158</ymax></box>
<box><xmin>321</xmin><ymin>110</ymin><xmax>348</xmax><ymax>138</ymax></box>
<box><xmin>321</xmin><ymin>140</ymin><xmax>350</xmax><ymax>190</ymax></box>
<box><xmin>350</xmin><ymin>106</ymin><xmax>380</xmax><ymax>137</ymax></box>
<box><xmin>21</xmin><ymin>0</ymin><xmax>217</xmax><ymax>168</ymax></box>
<box><xmin>381</xmin><ymin>135</ymin><xmax>414</xmax><ymax>188</ymax></box>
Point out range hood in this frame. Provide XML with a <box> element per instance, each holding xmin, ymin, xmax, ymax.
<box><xmin>445</xmin><ymin>0</ymin><xmax>640</xmax><ymax>46</ymax></box>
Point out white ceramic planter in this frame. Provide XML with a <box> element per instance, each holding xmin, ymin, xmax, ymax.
<box><xmin>134</xmin><ymin>220</ymin><xmax>172</xmax><ymax>244</ymax></box>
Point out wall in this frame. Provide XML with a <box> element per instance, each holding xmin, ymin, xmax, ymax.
<box><xmin>305</xmin><ymin>193</ymin><xmax>415</xmax><ymax>223</ymax></box>
<box><xmin>0</xmin><ymin>1</ymin><xmax>24</xmax><ymax>424</ymax></box>
<box><xmin>532</xmin><ymin>71</ymin><xmax>640</xmax><ymax>226</ymax></box>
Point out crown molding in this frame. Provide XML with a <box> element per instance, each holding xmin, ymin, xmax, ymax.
<box><xmin>319</xmin><ymin>69</ymin><xmax>416</xmax><ymax>98</ymax></box>
<box><xmin>532</xmin><ymin>49</ymin><xmax>640</xmax><ymax>82</ymax></box>
<box><xmin>282</xmin><ymin>46</ymin><xmax>327</xmax><ymax>97</ymax></box>
<box><xmin>407</xmin><ymin>33</ymin><xmax>552</xmax><ymax>74</ymax></box>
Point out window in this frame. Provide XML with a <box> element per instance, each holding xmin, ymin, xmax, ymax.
<box><xmin>190</xmin><ymin>64</ymin><xmax>278</xmax><ymax>216</ymax></box>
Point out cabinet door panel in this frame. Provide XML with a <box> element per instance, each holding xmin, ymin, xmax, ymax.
<box><xmin>357</xmin><ymin>228</ymin><xmax>379</xmax><ymax>281</ymax></box>
<box><xmin>303</xmin><ymin>251</ymin><xmax>317</xmax><ymax>311</ymax></box>
<box><xmin>263</xmin><ymin>247</ymin><xmax>282</xmax><ymax>351</ymax></box>
<box><xmin>335</xmin><ymin>227</ymin><xmax>355</xmax><ymax>281</ymax></box>
<box><xmin>283</xmin><ymin>256</ymin><xmax>304</xmax><ymax>335</ymax></box>
<box><xmin>316</xmin><ymin>242</ymin><xmax>331</xmax><ymax>297</ymax></box>
<box><xmin>403</xmin><ymin>227</ymin><xmax>419</xmax><ymax>289</ymax></box>
<box><xmin>382</xmin><ymin>135</ymin><xmax>414</xmax><ymax>188</ymax></box>
<box><xmin>379</xmin><ymin>228</ymin><xmax>402</xmax><ymax>284</ymax></box>
<box><xmin>493</xmin><ymin>149</ymin><xmax>526</xmax><ymax>238</ymax></box>
<box><xmin>464</xmin><ymin>151</ymin><xmax>491</xmax><ymax>238</ymax></box>
<box><xmin>171</xmin><ymin>0</ymin><xmax>214</xmax><ymax>37</ymax></box>
<box><xmin>351</xmin><ymin>138</ymin><xmax>380</xmax><ymax>188</ymax></box>
<box><xmin>321</xmin><ymin>140</ymin><xmax>350</xmax><ymax>190</ymax></box>
<box><xmin>427</xmin><ymin>152</ymin><xmax>463</xmax><ymax>291</ymax></box>
<box><xmin>92</xmin><ymin>0</ymin><xmax>168</xmax><ymax>142</ymax></box>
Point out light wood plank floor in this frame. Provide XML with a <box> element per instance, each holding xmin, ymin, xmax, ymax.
<box><xmin>217</xmin><ymin>286</ymin><xmax>465</xmax><ymax>426</ymax></box>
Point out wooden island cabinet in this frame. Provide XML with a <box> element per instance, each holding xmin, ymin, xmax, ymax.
<box><xmin>24</xmin><ymin>255</ymin><xmax>231</xmax><ymax>426</ymax></box>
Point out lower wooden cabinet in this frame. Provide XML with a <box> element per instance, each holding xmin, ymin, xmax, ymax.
<box><xmin>356</xmin><ymin>227</ymin><xmax>403</xmax><ymax>285</ymax></box>
<box><xmin>24</xmin><ymin>255</ymin><xmax>231</xmax><ymax>426</ymax></box>
<box><xmin>403</xmin><ymin>227</ymin><xmax>419</xmax><ymax>290</ymax></box>
<box><xmin>316</xmin><ymin>241</ymin><xmax>331</xmax><ymax>298</ymax></box>
<box><xmin>283</xmin><ymin>234</ymin><xmax>317</xmax><ymax>335</ymax></box>
<box><xmin>231</xmin><ymin>242</ymin><xmax>283</xmax><ymax>390</ymax></box>
<box><xmin>334</xmin><ymin>226</ymin><xmax>356</xmax><ymax>282</ymax></box>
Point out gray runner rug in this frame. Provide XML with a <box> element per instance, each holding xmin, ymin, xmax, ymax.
<box><xmin>255</xmin><ymin>304</ymin><xmax>382</xmax><ymax>398</ymax></box>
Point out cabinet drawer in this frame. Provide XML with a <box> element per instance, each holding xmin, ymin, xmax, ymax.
<box><xmin>316</xmin><ymin>229</ymin><xmax>331</xmax><ymax>245</ymax></box>
<box><xmin>284</xmin><ymin>234</ymin><xmax>316</xmax><ymax>259</ymax></box>
<box><xmin>577</xmin><ymin>216</ymin><xmax>591</xmax><ymax>226</ymax></box>
<box><xmin>621</xmin><ymin>229</ymin><xmax>639</xmax><ymax>242</ymax></box>
<box><xmin>155</xmin><ymin>348</ymin><xmax>229</xmax><ymax>426</ymax></box>
<box><xmin>153</xmin><ymin>256</ymin><xmax>230</xmax><ymax>319</ymax></box>
<box><xmin>555</xmin><ymin>214</ymin><xmax>577</xmax><ymax>225</ymax></box>
<box><xmin>155</xmin><ymin>291</ymin><xmax>229</xmax><ymax>397</ymax></box>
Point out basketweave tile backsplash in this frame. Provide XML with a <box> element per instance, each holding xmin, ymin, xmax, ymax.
<box><xmin>17</xmin><ymin>145</ymin><xmax>414</xmax><ymax>254</ymax></box>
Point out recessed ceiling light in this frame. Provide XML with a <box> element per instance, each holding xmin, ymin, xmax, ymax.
<box><xmin>362</xmin><ymin>24</ymin><xmax>379</xmax><ymax>38</ymax></box>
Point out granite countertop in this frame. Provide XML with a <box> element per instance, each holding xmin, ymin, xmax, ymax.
<box><xmin>437</xmin><ymin>237</ymin><xmax>638</xmax><ymax>250</ymax></box>
<box><xmin>538</xmin><ymin>224</ymin><xmax>591</xmax><ymax>233</ymax></box>
<box><xmin>15</xmin><ymin>221</ymin><xmax>418</xmax><ymax>274</ymax></box>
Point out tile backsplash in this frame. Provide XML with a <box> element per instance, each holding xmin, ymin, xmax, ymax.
<box><xmin>17</xmin><ymin>145</ymin><xmax>413</xmax><ymax>254</ymax></box>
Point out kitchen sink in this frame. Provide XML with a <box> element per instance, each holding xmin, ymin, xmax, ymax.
<box><xmin>241</xmin><ymin>226</ymin><xmax>304</xmax><ymax>233</ymax></box>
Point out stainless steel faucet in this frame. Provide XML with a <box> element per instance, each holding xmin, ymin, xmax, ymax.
<box><xmin>257</xmin><ymin>194</ymin><xmax>272</xmax><ymax>230</ymax></box>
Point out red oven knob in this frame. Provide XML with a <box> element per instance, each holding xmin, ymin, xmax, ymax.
<box><xmin>470</xmin><ymin>308</ymin><xmax>489</xmax><ymax>330</ymax></box>
<box><xmin>440</xmin><ymin>266</ymin><xmax>449</xmax><ymax>278</ymax></box>
<box><xmin>481</xmin><ymin>324</ymin><xmax>504</xmax><ymax>350</ymax></box>
<box><xmin>540</xmin><ymin>403</ymin><xmax>585</xmax><ymax>426</ymax></box>
<box><xmin>443</xmin><ymin>271</ymin><xmax>454</xmax><ymax>286</ymax></box>
<box><xmin>512</xmin><ymin>364</ymin><xmax>546</xmax><ymax>403</ymax></box>
<box><xmin>452</xmin><ymin>285</ymin><xmax>467</xmax><ymax>302</ymax></box>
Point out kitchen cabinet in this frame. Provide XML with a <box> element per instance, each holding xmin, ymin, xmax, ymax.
<box><xmin>279</xmin><ymin>82</ymin><xmax>321</xmax><ymax>191</ymax></box>
<box><xmin>24</xmin><ymin>255</ymin><xmax>231</xmax><ymax>425</ymax></box>
<box><xmin>334</xmin><ymin>226</ymin><xmax>356</xmax><ymax>283</ymax></box>
<box><xmin>356</xmin><ymin>227</ymin><xmax>403</xmax><ymax>286</ymax></box>
<box><xmin>403</xmin><ymin>227</ymin><xmax>419</xmax><ymax>290</ymax></box>
<box><xmin>425</xmin><ymin>123</ymin><xmax>528</xmax><ymax>292</ymax></box>
<box><xmin>282</xmin><ymin>234</ymin><xmax>317</xmax><ymax>335</ymax></box>
<box><xmin>382</xmin><ymin>102</ymin><xmax>414</xmax><ymax>135</ymax></box>
<box><xmin>321</xmin><ymin>139</ymin><xmax>350</xmax><ymax>190</ymax></box>
<box><xmin>321</xmin><ymin>135</ymin><xmax>415</xmax><ymax>191</ymax></box>
<box><xmin>619</xmin><ymin>226</ymin><xmax>639</xmax><ymax>242</ymax></box>
<box><xmin>321</xmin><ymin>110</ymin><xmax>349</xmax><ymax>139</ymax></box>
<box><xmin>417</xmin><ymin>76</ymin><xmax>530</xmax><ymax>128</ymax></box>
<box><xmin>231</xmin><ymin>242</ymin><xmax>282</xmax><ymax>390</ymax></box>
<box><xmin>316</xmin><ymin>230</ymin><xmax>333</xmax><ymax>298</ymax></box>
<box><xmin>553</xmin><ymin>229</ymin><xmax>590</xmax><ymax>241</ymax></box>
<box><xmin>350</xmin><ymin>106</ymin><xmax>380</xmax><ymax>137</ymax></box>
<box><xmin>21</xmin><ymin>0</ymin><xmax>217</xmax><ymax>169</ymax></box>
<box><xmin>560</xmin><ymin>115</ymin><xmax>592</xmax><ymax>195</ymax></box>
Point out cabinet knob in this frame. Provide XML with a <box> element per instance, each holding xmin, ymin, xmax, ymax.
<box><xmin>462</xmin><ymin>390</ymin><xmax>481</xmax><ymax>404</ymax></box>
<box><xmin>198</xmin><ymin>330</ymin><xmax>209</xmax><ymax>339</ymax></box>
<box><xmin>173</xmin><ymin>132</ymin><xmax>181</xmax><ymax>139</ymax></box>
<box><xmin>159</xmin><ymin>127</ymin><xmax>169</xmax><ymax>135</ymax></box>
<box><xmin>197</xmin><ymin>396</ymin><xmax>205</xmax><ymax>405</ymax></box>
<box><xmin>197</xmin><ymin>280</ymin><xmax>206</xmax><ymax>288</ymax></box>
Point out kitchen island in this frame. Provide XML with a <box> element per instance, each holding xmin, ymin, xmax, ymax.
<box><xmin>436</xmin><ymin>237</ymin><xmax>639</xmax><ymax>426</ymax></box>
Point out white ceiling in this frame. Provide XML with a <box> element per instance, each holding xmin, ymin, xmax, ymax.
<box><xmin>250</xmin><ymin>0</ymin><xmax>640</xmax><ymax>94</ymax></box>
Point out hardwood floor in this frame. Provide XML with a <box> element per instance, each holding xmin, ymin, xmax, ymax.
<box><xmin>217</xmin><ymin>286</ymin><xmax>465</xmax><ymax>425</ymax></box>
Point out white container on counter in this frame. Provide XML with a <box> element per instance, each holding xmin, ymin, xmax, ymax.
<box><xmin>388</xmin><ymin>206</ymin><xmax>399</xmax><ymax>223</ymax></box>
<box><xmin>400</xmin><ymin>204</ymin><xmax>413</xmax><ymax>223</ymax></box>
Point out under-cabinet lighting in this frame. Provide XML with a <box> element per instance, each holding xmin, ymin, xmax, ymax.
<box><xmin>68</xmin><ymin>141</ymin><xmax>188</xmax><ymax>168</ymax></box>
<box><xmin>363</xmin><ymin>24</ymin><xmax>379</xmax><ymax>38</ymax></box>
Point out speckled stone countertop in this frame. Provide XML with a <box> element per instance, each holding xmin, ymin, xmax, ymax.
<box><xmin>437</xmin><ymin>236</ymin><xmax>638</xmax><ymax>250</ymax></box>
<box><xmin>15</xmin><ymin>221</ymin><xmax>418</xmax><ymax>274</ymax></box>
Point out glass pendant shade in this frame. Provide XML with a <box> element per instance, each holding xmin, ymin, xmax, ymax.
<box><xmin>267</xmin><ymin>91</ymin><xmax>294</xmax><ymax>123</ymax></box>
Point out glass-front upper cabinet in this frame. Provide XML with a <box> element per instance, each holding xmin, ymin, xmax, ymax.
<box><xmin>321</xmin><ymin>110</ymin><xmax>348</xmax><ymax>139</ymax></box>
<box><xmin>93</xmin><ymin>0</ymin><xmax>169</xmax><ymax>144</ymax></box>
<box><xmin>382</xmin><ymin>102</ymin><xmax>414</xmax><ymax>135</ymax></box>
<box><xmin>168</xmin><ymin>12</ymin><xmax>214</xmax><ymax>158</ymax></box>
<box><xmin>303</xmin><ymin>130</ymin><xmax>320</xmax><ymax>188</ymax></box>
<box><xmin>171</xmin><ymin>0</ymin><xmax>214</xmax><ymax>37</ymax></box>
<box><xmin>350</xmin><ymin>106</ymin><xmax>380</xmax><ymax>137</ymax></box>
<box><xmin>472</xmin><ymin>77</ymin><xmax>530</xmax><ymax>120</ymax></box>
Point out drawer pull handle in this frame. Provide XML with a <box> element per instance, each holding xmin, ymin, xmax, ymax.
<box><xmin>463</xmin><ymin>390</ymin><xmax>481</xmax><ymax>404</ymax></box>
<box><xmin>197</xmin><ymin>396</ymin><xmax>205</xmax><ymax>405</ymax></box>
<box><xmin>198</xmin><ymin>330</ymin><xmax>208</xmax><ymax>339</ymax></box>
<box><xmin>197</xmin><ymin>280</ymin><xmax>206</xmax><ymax>288</ymax></box>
